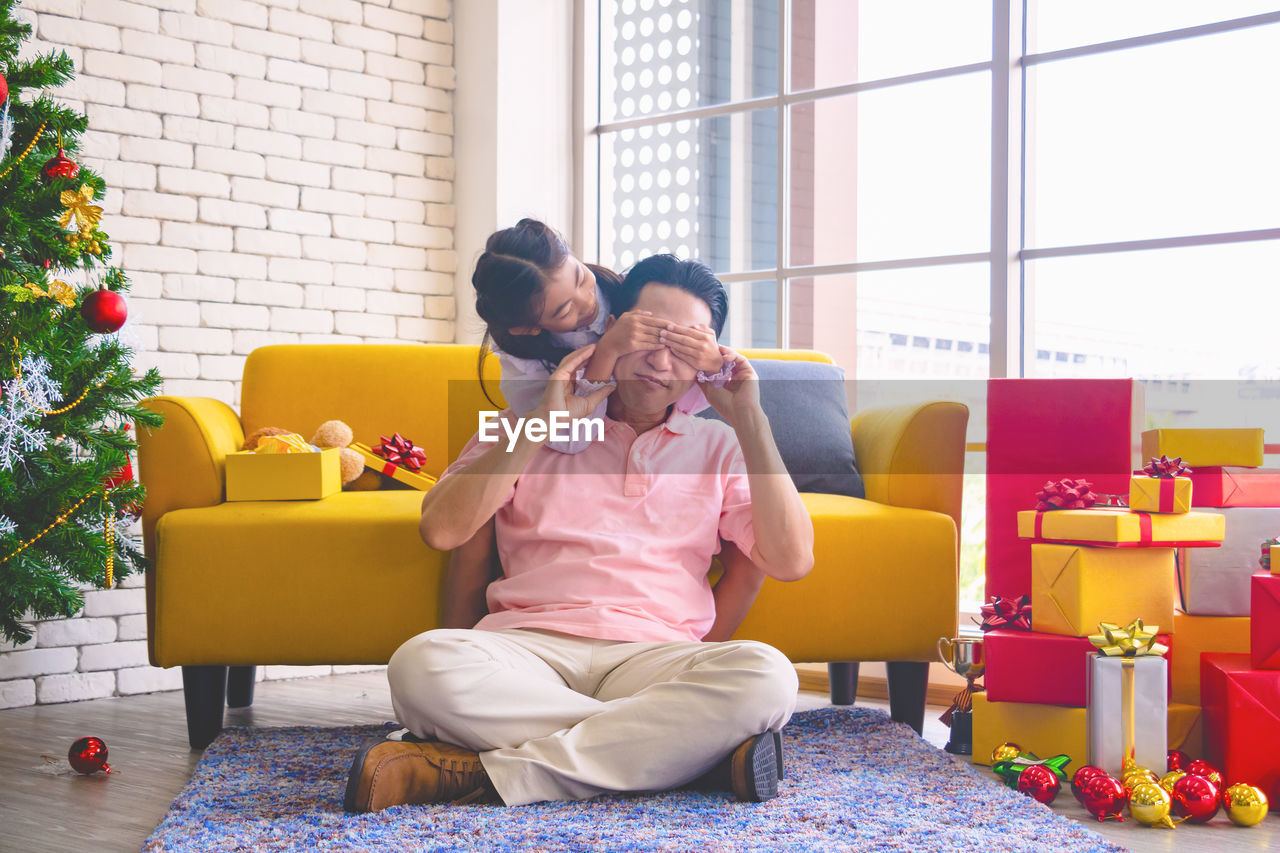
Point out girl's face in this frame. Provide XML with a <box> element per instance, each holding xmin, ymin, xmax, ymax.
<box><xmin>509</xmin><ymin>257</ymin><xmax>599</xmax><ymax>336</ymax></box>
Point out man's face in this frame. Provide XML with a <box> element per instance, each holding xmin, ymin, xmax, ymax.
<box><xmin>611</xmin><ymin>282</ymin><xmax>713</xmax><ymax>413</ymax></box>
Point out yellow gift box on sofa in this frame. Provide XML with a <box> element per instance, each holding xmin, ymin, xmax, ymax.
<box><xmin>1142</xmin><ymin>428</ymin><xmax>1264</xmax><ymax>468</ymax></box>
<box><xmin>1030</xmin><ymin>543</ymin><xmax>1175</xmax><ymax>637</ymax></box>
<box><xmin>225</xmin><ymin>447</ymin><xmax>341</xmax><ymax>501</ymax></box>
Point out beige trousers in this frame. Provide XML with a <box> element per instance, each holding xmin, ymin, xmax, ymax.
<box><xmin>387</xmin><ymin>627</ymin><xmax>798</xmax><ymax>806</ymax></box>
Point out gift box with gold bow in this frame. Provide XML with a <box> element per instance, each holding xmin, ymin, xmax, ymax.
<box><xmin>1085</xmin><ymin>620</ymin><xmax>1169</xmax><ymax>777</ymax></box>
<box><xmin>1030</xmin><ymin>543</ymin><xmax>1175</xmax><ymax>637</ymax></box>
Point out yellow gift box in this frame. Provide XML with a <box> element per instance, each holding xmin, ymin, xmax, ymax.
<box><xmin>1168</xmin><ymin>703</ymin><xmax>1204</xmax><ymax>758</ymax></box>
<box><xmin>351</xmin><ymin>442</ymin><xmax>438</xmax><ymax>491</ymax></box>
<box><xmin>1142</xmin><ymin>428</ymin><xmax>1264</xmax><ymax>468</ymax></box>
<box><xmin>1129</xmin><ymin>476</ymin><xmax>1192</xmax><ymax>514</ymax></box>
<box><xmin>972</xmin><ymin>693</ymin><xmax>1088</xmax><ymax>767</ymax></box>
<box><xmin>1031</xmin><ymin>543</ymin><xmax>1175</xmax><ymax>637</ymax></box>
<box><xmin>225</xmin><ymin>447</ymin><xmax>341</xmax><ymax>501</ymax></box>
<box><xmin>1017</xmin><ymin>507</ymin><xmax>1225</xmax><ymax>546</ymax></box>
<box><xmin>974</xmin><ymin>695</ymin><xmax>1202</xmax><ymax>769</ymax></box>
<box><xmin>1170</xmin><ymin>609</ymin><xmax>1252</xmax><ymax>704</ymax></box>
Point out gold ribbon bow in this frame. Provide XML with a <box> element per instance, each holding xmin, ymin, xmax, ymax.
<box><xmin>1088</xmin><ymin>619</ymin><xmax>1168</xmax><ymax>657</ymax></box>
<box><xmin>58</xmin><ymin>183</ymin><xmax>104</xmax><ymax>233</ymax></box>
<box><xmin>23</xmin><ymin>279</ymin><xmax>76</xmax><ymax>307</ymax></box>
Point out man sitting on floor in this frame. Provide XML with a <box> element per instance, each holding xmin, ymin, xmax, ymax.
<box><xmin>344</xmin><ymin>256</ymin><xmax>815</xmax><ymax>811</ymax></box>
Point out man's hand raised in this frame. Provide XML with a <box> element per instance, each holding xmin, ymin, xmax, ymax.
<box><xmin>534</xmin><ymin>344</ymin><xmax>615</xmax><ymax>426</ymax></box>
<box><xmin>698</xmin><ymin>346</ymin><xmax>760</xmax><ymax>428</ymax></box>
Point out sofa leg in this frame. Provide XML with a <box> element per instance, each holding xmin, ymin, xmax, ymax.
<box><xmin>226</xmin><ymin>666</ymin><xmax>256</xmax><ymax>708</ymax></box>
<box><xmin>886</xmin><ymin>661</ymin><xmax>929</xmax><ymax>736</ymax></box>
<box><xmin>183</xmin><ymin>665</ymin><xmax>227</xmax><ymax>750</ymax></box>
<box><xmin>827</xmin><ymin>662</ymin><xmax>860</xmax><ymax>706</ymax></box>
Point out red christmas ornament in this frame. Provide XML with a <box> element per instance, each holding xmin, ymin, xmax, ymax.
<box><xmin>1017</xmin><ymin>763</ymin><xmax>1061</xmax><ymax>804</ymax></box>
<box><xmin>40</xmin><ymin>147</ymin><xmax>80</xmax><ymax>182</ymax></box>
<box><xmin>68</xmin><ymin>736</ymin><xmax>111</xmax><ymax>774</ymax></box>
<box><xmin>0</xmin><ymin>71</ymin><xmax>7</xmax><ymax>104</ymax></box>
<box><xmin>1071</xmin><ymin>765</ymin><xmax>1108</xmax><ymax>804</ymax></box>
<box><xmin>82</xmin><ymin>288</ymin><xmax>128</xmax><ymax>333</ymax></box>
<box><xmin>1166</xmin><ymin>749</ymin><xmax>1190</xmax><ymax>773</ymax></box>
<box><xmin>1183</xmin><ymin>759</ymin><xmax>1224</xmax><ymax>790</ymax></box>
<box><xmin>1171</xmin><ymin>773</ymin><xmax>1220</xmax><ymax>823</ymax></box>
<box><xmin>1081</xmin><ymin>774</ymin><xmax>1127</xmax><ymax>821</ymax></box>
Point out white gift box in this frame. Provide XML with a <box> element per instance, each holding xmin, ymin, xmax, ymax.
<box><xmin>1177</xmin><ymin>507</ymin><xmax>1280</xmax><ymax>616</ymax></box>
<box><xmin>1086</xmin><ymin>654</ymin><xmax>1168</xmax><ymax>777</ymax></box>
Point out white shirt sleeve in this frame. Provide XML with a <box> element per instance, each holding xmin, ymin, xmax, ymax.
<box><xmin>496</xmin><ymin>352</ymin><xmax>603</xmax><ymax>455</ymax></box>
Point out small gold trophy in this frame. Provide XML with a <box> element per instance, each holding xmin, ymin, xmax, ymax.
<box><xmin>937</xmin><ymin>636</ymin><xmax>986</xmax><ymax>755</ymax></box>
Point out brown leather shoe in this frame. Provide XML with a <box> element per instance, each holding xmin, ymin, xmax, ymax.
<box><xmin>343</xmin><ymin>739</ymin><xmax>494</xmax><ymax>813</ymax></box>
<box><xmin>729</xmin><ymin>731</ymin><xmax>780</xmax><ymax>802</ymax></box>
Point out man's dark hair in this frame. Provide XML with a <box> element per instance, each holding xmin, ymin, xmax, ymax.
<box><xmin>617</xmin><ymin>254</ymin><xmax>728</xmax><ymax>337</ymax></box>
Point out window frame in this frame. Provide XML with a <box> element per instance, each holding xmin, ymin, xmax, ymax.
<box><xmin>574</xmin><ymin>1</ymin><xmax>1280</xmax><ymax>623</ymax></box>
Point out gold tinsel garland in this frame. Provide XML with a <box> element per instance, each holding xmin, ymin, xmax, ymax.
<box><xmin>0</xmin><ymin>120</ymin><xmax>48</xmax><ymax>180</ymax></box>
<box><xmin>4</xmin><ymin>340</ymin><xmax>117</xmax><ymax>587</ymax></box>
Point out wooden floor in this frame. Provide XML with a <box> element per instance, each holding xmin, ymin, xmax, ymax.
<box><xmin>0</xmin><ymin>671</ymin><xmax>1274</xmax><ymax>852</ymax></box>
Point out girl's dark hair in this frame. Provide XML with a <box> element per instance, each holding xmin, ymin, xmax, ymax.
<box><xmin>615</xmin><ymin>254</ymin><xmax>728</xmax><ymax>336</ymax></box>
<box><xmin>473</xmin><ymin>218</ymin><xmax>622</xmax><ymax>404</ymax></box>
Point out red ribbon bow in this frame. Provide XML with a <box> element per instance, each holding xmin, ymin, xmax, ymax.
<box><xmin>373</xmin><ymin>432</ymin><xmax>426</xmax><ymax>472</ymax></box>
<box><xmin>1034</xmin><ymin>478</ymin><xmax>1096</xmax><ymax>511</ymax></box>
<box><xmin>1143</xmin><ymin>455</ymin><xmax>1191</xmax><ymax>478</ymax></box>
<box><xmin>978</xmin><ymin>594</ymin><xmax>1032</xmax><ymax>631</ymax></box>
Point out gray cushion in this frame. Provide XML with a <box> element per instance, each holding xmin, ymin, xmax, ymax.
<box><xmin>699</xmin><ymin>359</ymin><xmax>863</xmax><ymax>499</ymax></box>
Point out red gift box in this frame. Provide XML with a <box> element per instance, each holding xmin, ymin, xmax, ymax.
<box><xmin>985</xmin><ymin>628</ymin><xmax>1172</xmax><ymax>707</ymax></box>
<box><xmin>1252</xmin><ymin>573</ymin><xmax>1280</xmax><ymax>670</ymax></box>
<box><xmin>1190</xmin><ymin>466</ymin><xmax>1280</xmax><ymax>507</ymax></box>
<box><xmin>986</xmin><ymin>379</ymin><xmax>1143</xmax><ymax>599</ymax></box>
<box><xmin>1201</xmin><ymin>653</ymin><xmax>1280</xmax><ymax>804</ymax></box>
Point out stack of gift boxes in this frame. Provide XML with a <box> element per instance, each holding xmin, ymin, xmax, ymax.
<box><xmin>978</xmin><ymin>392</ymin><xmax>1280</xmax><ymax>802</ymax></box>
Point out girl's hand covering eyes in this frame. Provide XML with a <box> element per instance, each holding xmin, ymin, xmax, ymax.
<box><xmin>659</xmin><ymin>323</ymin><xmax>724</xmax><ymax>373</ymax></box>
<box><xmin>598</xmin><ymin>310</ymin><xmax>667</xmax><ymax>358</ymax></box>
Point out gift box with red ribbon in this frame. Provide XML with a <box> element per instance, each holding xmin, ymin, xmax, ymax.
<box><xmin>1190</xmin><ymin>466</ymin><xmax>1280</xmax><ymax>507</ymax></box>
<box><xmin>1251</xmin><ymin>573</ymin><xmax>1280</xmax><ymax>670</ymax></box>
<box><xmin>352</xmin><ymin>433</ymin><xmax>438</xmax><ymax>491</ymax></box>
<box><xmin>1017</xmin><ymin>507</ymin><xmax>1225</xmax><ymax>548</ymax></box>
<box><xmin>986</xmin><ymin>379</ymin><xmax>1143</xmax><ymax>601</ymax></box>
<box><xmin>1130</xmin><ymin>456</ymin><xmax>1194</xmax><ymax>514</ymax></box>
<box><xmin>1201</xmin><ymin>653</ymin><xmax>1280</xmax><ymax>804</ymax></box>
<box><xmin>985</xmin><ymin>628</ymin><xmax>1172</xmax><ymax>707</ymax></box>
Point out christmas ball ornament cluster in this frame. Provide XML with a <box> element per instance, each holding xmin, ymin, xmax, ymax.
<box><xmin>994</xmin><ymin>743</ymin><xmax>1270</xmax><ymax>830</ymax></box>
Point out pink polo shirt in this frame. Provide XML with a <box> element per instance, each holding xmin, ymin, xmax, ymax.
<box><xmin>439</xmin><ymin>408</ymin><xmax>756</xmax><ymax>642</ymax></box>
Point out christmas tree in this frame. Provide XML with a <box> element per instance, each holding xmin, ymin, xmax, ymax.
<box><xmin>0</xmin><ymin>0</ymin><xmax>163</xmax><ymax>644</ymax></box>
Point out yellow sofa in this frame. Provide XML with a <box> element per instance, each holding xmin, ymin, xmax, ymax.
<box><xmin>137</xmin><ymin>344</ymin><xmax>966</xmax><ymax>748</ymax></box>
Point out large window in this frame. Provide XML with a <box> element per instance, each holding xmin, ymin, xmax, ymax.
<box><xmin>581</xmin><ymin>1</ymin><xmax>1280</xmax><ymax>612</ymax></box>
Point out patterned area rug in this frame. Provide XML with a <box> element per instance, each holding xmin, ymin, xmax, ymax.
<box><xmin>143</xmin><ymin>708</ymin><xmax>1123</xmax><ymax>852</ymax></box>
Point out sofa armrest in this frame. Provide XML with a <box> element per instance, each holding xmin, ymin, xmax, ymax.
<box><xmin>850</xmin><ymin>401</ymin><xmax>969</xmax><ymax>530</ymax></box>
<box><xmin>136</xmin><ymin>396</ymin><xmax>244</xmax><ymax>560</ymax></box>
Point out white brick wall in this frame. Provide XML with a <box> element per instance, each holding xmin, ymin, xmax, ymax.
<box><xmin>2</xmin><ymin>0</ymin><xmax>453</xmax><ymax>707</ymax></box>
